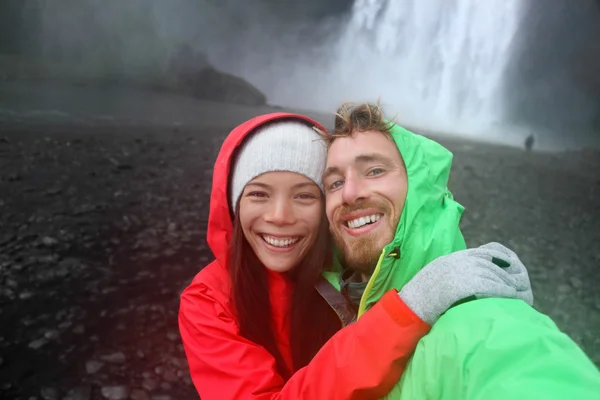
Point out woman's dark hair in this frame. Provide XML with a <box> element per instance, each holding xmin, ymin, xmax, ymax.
<box><xmin>228</xmin><ymin>198</ymin><xmax>341</xmax><ymax>379</ymax></box>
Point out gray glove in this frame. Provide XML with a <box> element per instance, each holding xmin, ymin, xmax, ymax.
<box><xmin>399</xmin><ymin>242</ymin><xmax>534</xmax><ymax>325</ymax></box>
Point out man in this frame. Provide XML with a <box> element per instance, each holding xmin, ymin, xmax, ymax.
<box><xmin>319</xmin><ymin>102</ymin><xmax>600</xmax><ymax>399</ymax></box>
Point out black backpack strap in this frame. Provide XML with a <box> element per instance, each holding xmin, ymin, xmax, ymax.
<box><xmin>315</xmin><ymin>277</ymin><xmax>357</xmax><ymax>327</ymax></box>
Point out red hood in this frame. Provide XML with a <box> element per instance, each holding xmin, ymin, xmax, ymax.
<box><xmin>207</xmin><ymin>113</ymin><xmax>329</xmax><ymax>263</ymax></box>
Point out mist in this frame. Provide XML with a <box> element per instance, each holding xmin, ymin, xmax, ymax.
<box><xmin>2</xmin><ymin>0</ymin><xmax>600</xmax><ymax>150</ymax></box>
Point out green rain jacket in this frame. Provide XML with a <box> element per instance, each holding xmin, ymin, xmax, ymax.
<box><xmin>323</xmin><ymin>124</ymin><xmax>600</xmax><ymax>399</ymax></box>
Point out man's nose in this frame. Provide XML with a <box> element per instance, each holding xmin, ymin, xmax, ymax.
<box><xmin>341</xmin><ymin>174</ymin><xmax>369</xmax><ymax>206</ymax></box>
<box><xmin>264</xmin><ymin>198</ymin><xmax>296</xmax><ymax>225</ymax></box>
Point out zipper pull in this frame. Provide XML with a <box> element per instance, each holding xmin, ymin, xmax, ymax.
<box><xmin>387</xmin><ymin>246</ymin><xmax>401</xmax><ymax>259</ymax></box>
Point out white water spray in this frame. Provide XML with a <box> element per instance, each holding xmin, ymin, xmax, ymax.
<box><xmin>250</xmin><ymin>0</ymin><xmax>526</xmax><ymax>140</ymax></box>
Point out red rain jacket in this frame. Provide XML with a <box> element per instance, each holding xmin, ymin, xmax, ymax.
<box><xmin>178</xmin><ymin>113</ymin><xmax>430</xmax><ymax>399</ymax></box>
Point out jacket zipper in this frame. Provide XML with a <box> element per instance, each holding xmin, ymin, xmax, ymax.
<box><xmin>357</xmin><ymin>248</ymin><xmax>387</xmax><ymax>319</ymax></box>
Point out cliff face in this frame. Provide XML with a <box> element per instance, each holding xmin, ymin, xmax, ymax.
<box><xmin>503</xmin><ymin>0</ymin><xmax>600</xmax><ymax>135</ymax></box>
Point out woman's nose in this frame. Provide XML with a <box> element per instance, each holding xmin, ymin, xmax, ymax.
<box><xmin>264</xmin><ymin>198</ymin><xmax>296</xmax><ymax>225</ymax></box>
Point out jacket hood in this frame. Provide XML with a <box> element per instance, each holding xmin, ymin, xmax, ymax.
<box><xmin>325</xmin><ymin>123</ymin><xmax>467</xmax><ymax>316</ymax></box>
<box><xmin>361</xmin><ymin>123</ymin><xmax>467</xmax><ymax>314</ymax></box>
<box><xmin>206</xmin><ymin>113</ymin><xmax>329</xmax><ymax>263</ymax></box>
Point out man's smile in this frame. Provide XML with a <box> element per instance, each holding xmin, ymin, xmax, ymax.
<box><xmin>345</xmin><ymin>214</ymin><xmax>383</xmax><ymax>229</ymax></box>
<box><xmin>340</xmin><ymin>213</ymin><xmax>385</xmax><ymax>237</ymax></box>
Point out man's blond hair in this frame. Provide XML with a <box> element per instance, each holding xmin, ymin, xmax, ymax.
<box><xmin>315</xmin><ymin>102</ymin><xmax>396</xmax><ymax>145</ymax></box>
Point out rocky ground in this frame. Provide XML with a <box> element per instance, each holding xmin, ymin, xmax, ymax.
<box><xmin>0</xmin><ymin>116</ymin><xmax>599</xmax><ymax>399</ymax></box>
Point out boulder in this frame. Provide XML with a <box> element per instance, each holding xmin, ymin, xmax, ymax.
<box><xmin>185</xmin><ymin>67</ymin><xmax>266</xmax><ymax>106</ymax></box>
<box><xmin>167</xmin><ymin>45</ymin><xmax>266</xmax><ymax>106</ymax></box>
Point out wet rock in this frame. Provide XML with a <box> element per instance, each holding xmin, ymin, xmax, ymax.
<box><xmin>570</xmin><ymin>277</ymin><xmax>583</xmax><ymax>289</ymax></box>
<box><xmin>85</xmin><ymin>360</ymin><xmax>105</xmax><ymax>374</ymax></box>
<box><xmin>73</xmin><ymin>204</ymin><xmax>99</xmax><ymax>216</ymax></box>
<box><xmin>557</xmin><ymin>284</ymin><xmax>570</xmax><ymax>293</ymax></box>
<box><xmin>141</xmin><ymin>378</ymin><xmax>158</xmax><ymax>392</ymax></box>
<box><xmin>108</xmin><ymin>157</ymin><xmax>133</xmax><ymax>170</ymax></box>
<box><xmin>45</xmin><ymin>187</ymin><xmax>62</xmax><ymax>196</ymax></box>
<box><xmin>7</xmin><ymin>173</ymin><xmax>22</xmax><ymax>182</ymax></box>
<box><xmin>19</xmin><ymin>291</ymin><xmax>34</xmax><ymax>300</ymax></box>
<box><xmin>40</xmin><ymin>387</ymin><xmax>59</xmax><ymax>400</ymax></box>
<box><xmin>58</xmin><ymin>320</ymin><xmax>72</xmax><ymax>329</ymax></box>
<box><xmin>130</xmin><ymin>389</ymin><xmax>150</xmax><ymax>400</ymax></box>
<box><xmin>53</xmin><ymin>264</ymin><xmax>70</xmax><ymax>278</ymax></box>
<box><xmin>37</xmin><ymin>254</ymin><xmax>60</xmax><ymax>265</ymax></box>
<box><xmin>151</xmin><ymin>394</ymin><xmax>172</xmax><ymax>400</ymax></box>
<box><xmin>162</xmin><ymin>368</ymin><xmax>178</xmax><ymax>383</ymax></box>
<box><xmin>100</xmin><ymin>386</ymin><xmax>129</xmax><ymax>400</ymax></box>
<box><xmin>63</xmin><ymin>386</ymin><xmax>91</xmax><ymax>400</ymax></box>
<box><xmin>100</xmin><ymin>352</ymin><xmax>126</xmax><ymax>364</ymax></box>
<box><xmin>42</xmin><ymin>236</ymin><xmax>59</xmax><ymax>247</ymax></box>
<box><xmin>0</xmin><ymin>233</ymin><xmax>15</xmax><ymax>246</ymax></box>
<box><xmin>167</xmin><ymin>357</ymin><xmax>185</xmax><ymax>369</ymax></box>
<box><xmin>186</xmin><ymin>67</ymin><xmax>266</xmax><ymax>106</ymax></box>
<box><xmin>44</xmin><ymin>330</ymin><xmax>60</xmax><ymax>340</ymax></box>
<box><xmin>73</xmin><ymin>325</ymin><xmax>85</xmax><ymax>334</ymax></box>
<box><xmin>1</xmin><ymin>287</ymin><xmax>15</xmax><ymax>300</ymax></box>
<box><xmin>101</xmin><ymin>287</ymin><xmax>118</xmax><ymax>295</ymax></box>
<box><xmin>29</xmin><ymin>337</ymin><xmax>49</xmax><ymax>349</ymax></box>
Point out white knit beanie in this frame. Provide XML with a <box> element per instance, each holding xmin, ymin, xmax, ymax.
<box><xmin>230</xmin><ymin>120</ymin><xmax>327</xmax><ymax>210</ymax></box>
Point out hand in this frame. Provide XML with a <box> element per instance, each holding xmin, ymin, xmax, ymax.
<box><xmin>399</xmin><ymin>242</ymin><xmax>534</xmax><ymax>325</ymax></box>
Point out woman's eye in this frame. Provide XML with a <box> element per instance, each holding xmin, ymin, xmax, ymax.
<box><xmin>368</xmin><ymin>168</ymin><xmax>385</xmax><ymax>176</ymax></box>
<box><xmin>246</xmin><ymin>191</ymin><xmax>267</xmax><ymax>198</ymax></box>
<box><xmin>296</xmin><ymin>193</ymin><xmax>317</xmax><ymax>200</ymax></box>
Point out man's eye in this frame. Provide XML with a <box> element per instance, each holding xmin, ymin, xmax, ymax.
<box><xmin>367</xmin><ymin>168</ymin><xmax>385</xmax><ymax>176</ymax></box>
<box><xmin>328</xmin><ymin>180</ymin><xmax>344</xmax><ymax>190</ymax></box>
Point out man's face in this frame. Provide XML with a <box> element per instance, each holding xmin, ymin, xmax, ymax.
<box><xmin>323</xmin><ymin>130</ymin><xmax>408</xmax><ymax>273</ymax></box>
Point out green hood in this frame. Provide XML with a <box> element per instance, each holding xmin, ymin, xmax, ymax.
<box><xmin>324</xmin><ymin>123</ymin><xmax>466</xmax><ymax>317</ymax></box>
<box><xmin>323</xmin><ymin>124</ymin><xmax>600</xmax><ymax>399</ymax></box>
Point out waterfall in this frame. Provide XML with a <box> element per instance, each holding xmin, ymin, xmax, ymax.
<box><xmin>332</xmin><ymin>0</ymin><xmax>525</xmax><ymax>134</ymax></box>
<box><xmin>253</xmin><ymin>0</ymin><xmax>525</xmax><ymax>138</ymax></box>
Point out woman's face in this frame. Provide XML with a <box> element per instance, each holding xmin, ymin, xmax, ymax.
<box><xmin>239</xmin><ymin>171</ymin><xmax>323</xmax><ymax>273</ymax></box>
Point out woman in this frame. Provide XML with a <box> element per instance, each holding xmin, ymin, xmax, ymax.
<box><xmin>178</xmin><ymin>113</ymin><xmax>529</xmax><ymax>399</ymax></box>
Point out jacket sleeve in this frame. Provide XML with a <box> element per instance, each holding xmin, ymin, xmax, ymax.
<box><xmin>179</xmin><ymin>286</ymin><xmax>430</xmax><ymax>400</ymax></box>
<box><xmin>386</xmin><ymin>298</ymin><xmax>600</xmax><ymax>399</ymax></box>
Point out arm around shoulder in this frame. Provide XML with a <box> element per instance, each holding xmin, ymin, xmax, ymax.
<box><xmin>179</xmin><ymin>284</ymin><xmax>430</xmax><ymax>400</ymax></box>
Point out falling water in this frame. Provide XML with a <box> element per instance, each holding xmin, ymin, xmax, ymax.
<box><xmin>333</xmin><ymin>0</ymin><xmax>525</xmax><ymax>134</ymax></box>
<box><xmin>339</xmin><ymin>0</ymin><xmax>521</xmax><ymax>127</ymax></box>
<box><xmin>252</xmin><ymin>0</ymin><xmax>526</xmax><ymax>140</ymax></box>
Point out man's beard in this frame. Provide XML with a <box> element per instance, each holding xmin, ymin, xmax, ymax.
<box><xmin>331</xmin><ymin>200</ymin><xmax>397</xmax><ymax>273</ymax></box>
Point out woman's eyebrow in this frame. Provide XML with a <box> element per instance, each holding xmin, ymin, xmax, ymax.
<box><xmin>245</xmin><ymin>182</ymin><xmax>271</xmax><ymax>189</ymax></box>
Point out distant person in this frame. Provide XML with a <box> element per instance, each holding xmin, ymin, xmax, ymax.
<box><xmin>178</xmin><ymin>113</ymin><xmax>532</xmax><ymax>399</ymax></box>
<box><xmin>317</xmin><ymin>101</ymin><xmax>600</xmax><ymax>399</ymax></box>
<box><xmin>525</xmin><ymin>132</ymin><xmax>535</xmax><ymax>151</ymax></box>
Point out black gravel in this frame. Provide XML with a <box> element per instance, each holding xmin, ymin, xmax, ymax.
<box><xmin>1</xmin><ymin>120</ymin><xmax>599</xmax><ymax>400</ymax></box>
